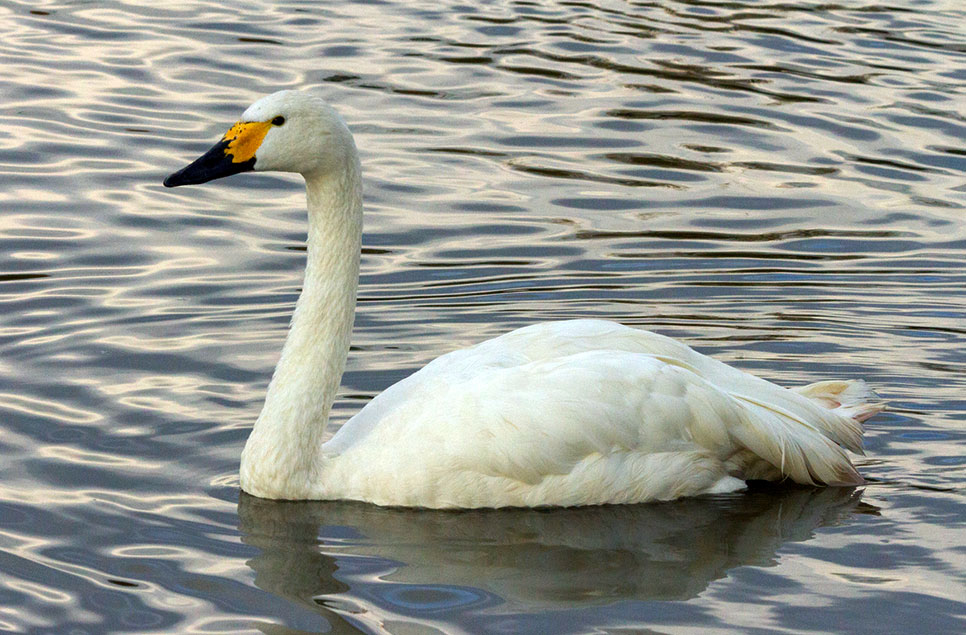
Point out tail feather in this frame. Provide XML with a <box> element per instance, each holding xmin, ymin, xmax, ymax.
<box><xmin>794</xmin><ymin>379</ymin><xmax>885</xmax><ymax>424</ymax></box>
<box><xmin>658</xmin><ymin>348</ymin><xmax>883</xmax><ymax>487</ymax></box>
<box><xmin>729</xmin><ymin>400</ymin><xmax>865</xmax><ymax>486</ymax></box>
<box><xmin>728</xmin><ymin>378</ymin><xmax>884</xmax><ymax>487</ymax></box>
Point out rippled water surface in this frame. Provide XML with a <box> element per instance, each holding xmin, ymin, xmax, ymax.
<box><xmin>1</xmin><ymin>0</ymin><xmax>965</xmax><ymax>632</ymax></box>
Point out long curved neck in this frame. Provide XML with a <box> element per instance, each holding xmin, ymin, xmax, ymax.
<box><xmin>240</xmin><ymin>159</ymin><xmax>362</xmax><ymax>498</ymax></box>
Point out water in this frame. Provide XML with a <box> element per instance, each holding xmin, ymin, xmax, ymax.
<box><xmin>1</xmin><ymin>0</ymin><xmax>964</xmax><ymax>632</ymax></box>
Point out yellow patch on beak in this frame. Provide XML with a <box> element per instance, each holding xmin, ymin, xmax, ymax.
<box><xmin>222</xmin><ymin>120</ymin><xmax>273</xmax><ymax>163</ymax></box>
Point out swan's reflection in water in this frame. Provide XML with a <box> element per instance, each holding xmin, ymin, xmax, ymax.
<box><xmin>238</xmin><ymin>486</ymin><xmax>868</xmax><ymax>631</ymax></box>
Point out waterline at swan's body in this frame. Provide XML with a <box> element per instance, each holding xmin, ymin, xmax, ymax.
<box><xmin>164</xmin><ymin>90</ymin><xmax>882</xmax><ymax>509</ymax></box>
<box><xmin>244</xmin><ymin>317</ymin><xmax>877</xmax><ymax>507</ymax></box>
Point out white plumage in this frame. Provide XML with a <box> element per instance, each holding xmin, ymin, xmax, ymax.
<box><xmin>165</xmin><ymin>90</ymin><xmax>882</xmax><ymax>508</ymax></box>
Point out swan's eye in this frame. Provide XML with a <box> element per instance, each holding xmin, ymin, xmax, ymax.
<box><xmin>272</xmin><ymin>116</ymin><xmax>286</xmax><ymax>126</ymax></box>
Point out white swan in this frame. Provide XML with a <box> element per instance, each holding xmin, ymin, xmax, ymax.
<box><xmin>164</xmin><ymin>90</ymin><xmax>882</xmax><ymax>508</ymax></box>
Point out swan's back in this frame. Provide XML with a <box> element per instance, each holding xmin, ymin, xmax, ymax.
<box><xmin>319</xmin><ymin>320</ymin><xmax>877</xmax><ymax>508</ymax></box>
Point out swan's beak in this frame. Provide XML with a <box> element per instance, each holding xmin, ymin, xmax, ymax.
<box><xmin>164</xmin><ymin>120</ymin><xmax>272</xmax><ymax>187</ymax></box>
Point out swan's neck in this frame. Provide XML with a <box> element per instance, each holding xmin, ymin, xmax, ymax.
<box><xmin>240</xmin><ymin>161</ymin><xmax>362</xmax><ymax>498</ymax></box>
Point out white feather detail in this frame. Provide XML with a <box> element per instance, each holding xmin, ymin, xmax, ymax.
<box><xmin>171</xmin><ymin>91</ymin><xmax>886</xmax><ymax>508</ymax></box>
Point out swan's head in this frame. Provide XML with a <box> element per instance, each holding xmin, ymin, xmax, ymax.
<box><xmin>163</xmin><ymin>90</ymin><xmax>355</xmax><ymax>187</ymax></box>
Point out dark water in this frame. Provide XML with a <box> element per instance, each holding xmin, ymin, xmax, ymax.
<box><xmin>1</xmin><ymin>0</ymin><xmax>965</xmax><ymax>632</ymax></box>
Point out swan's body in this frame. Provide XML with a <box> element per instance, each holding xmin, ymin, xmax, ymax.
<box><xmin>165</xmin><ymin>90</ymin><xmax>881</xmax><ymax>508</ymax></box>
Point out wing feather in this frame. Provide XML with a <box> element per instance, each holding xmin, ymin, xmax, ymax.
<box><xmin>323</xmin><ymin>320</ymin><xmax>871</xmax><ymax>507</ymax></box>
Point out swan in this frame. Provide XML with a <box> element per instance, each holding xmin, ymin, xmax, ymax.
<box><xmin>164</xmin><ymin>90</ymin><xmax>882</xmax><ymax>508</ymax></box>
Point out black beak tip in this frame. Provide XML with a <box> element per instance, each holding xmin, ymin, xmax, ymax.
<box><xmin>163</xmin><ymin>165</ymin><xmax>211</xmax><ymax>188</ymax></box>
<box><xmin>163</xmin><ymin>143</ymin><xmax>254</xmax><ymax>189</ymax></box>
